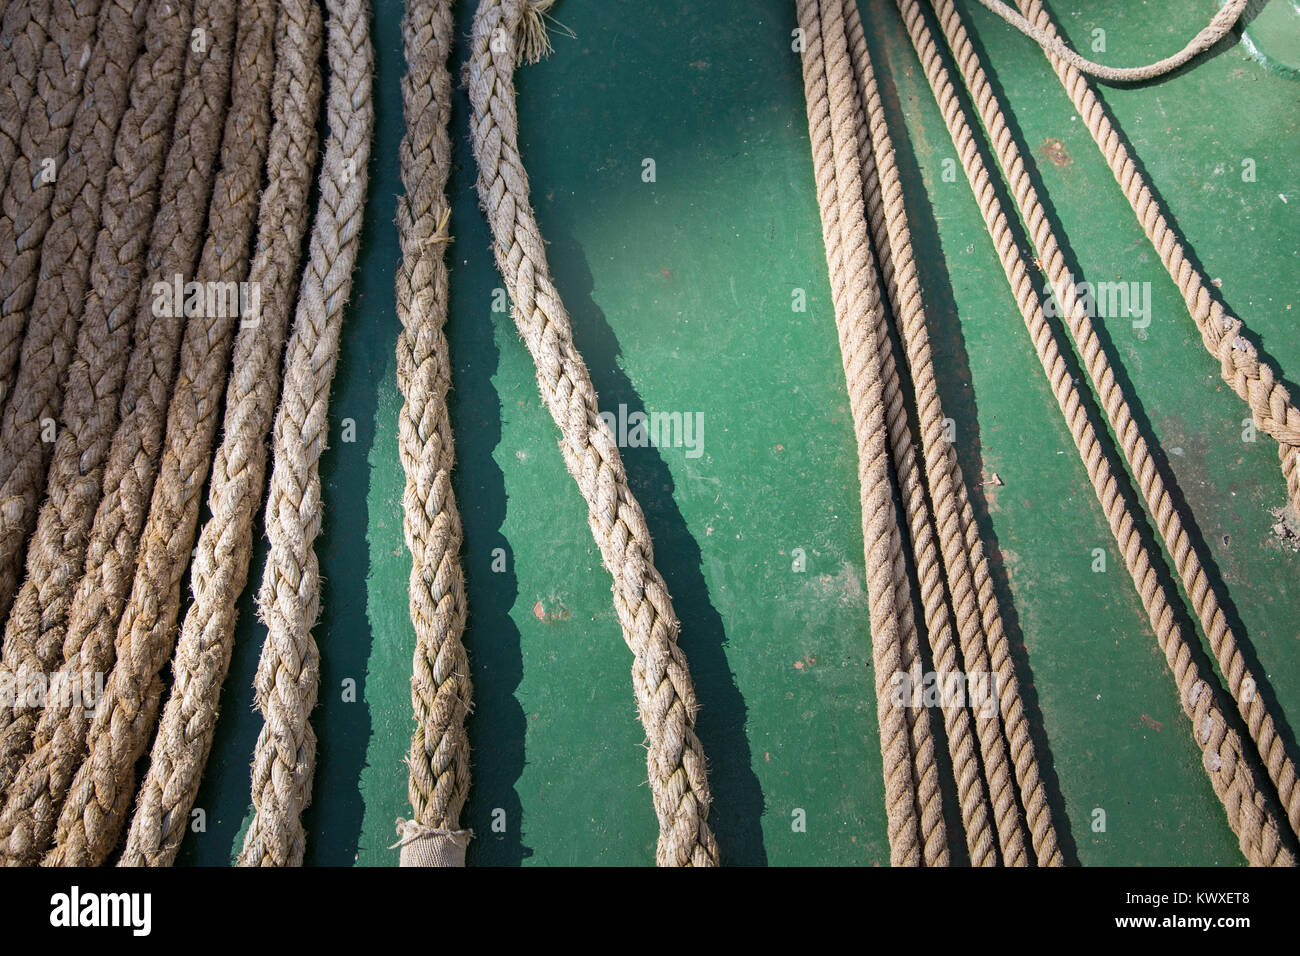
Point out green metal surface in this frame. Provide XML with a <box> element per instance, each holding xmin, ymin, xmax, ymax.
<box><xmin>177</xmin><ymin>0</ymin><xmax>1299</xmax><ymax>866</ymax></box>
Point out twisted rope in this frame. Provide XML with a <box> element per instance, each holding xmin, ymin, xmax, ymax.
<box><xmin>43</xmin><ymin>0</ymin><xmax>275</xmax><ymax>868</ymax></box>
<box><xmin>468</xmin><ymin>0</ymin><xmax>719</xmax><ymax>867</ymax></box>
<box><xmin>393</xmin><ymin>0</ymin><xmax>473</xmax><ymax>866</ymax></box>
<box><xmin>2</xmin><ymin>0</ymin><xmax>239</xmax><ymax>865</ymax></box>
<box><xmin>1010</xmin><ymin>0</ymin><xmax>1300</xmax><ymax>528</ymax></box>
<box><xmin>896</xmin><ymin>0</ymin><xmax>1294</xmax><ymax>865</ymax></box>
<box><xmin>0</xmin><ymin>0</ymin><xmax>146</xmax><ymax>637</ymax></box>
<box><xmin>121</xmin><ymin>0</ymin><xmax>324</xmax><ymax>868</ymax></box>
<box><xmin>0</xmin><ymin>0</ymin><xmax>194</xmax><ymax>811</ymax></box>
<box><xmin>975</xmin><ymin>0</ymin><xmax>1248</xmax><ymax>84</ymax></box>
<box><xmin>237</xmin><ymin>0</ymin><xmax>373</xmax><ymax>868</ymax></box>
<box><xmin>797</xmin><ymin>0</ymin><xmax>932</xmax><ymax>866</ymax></box>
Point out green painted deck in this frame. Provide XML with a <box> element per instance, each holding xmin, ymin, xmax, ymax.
<box><xmin>178</xmin><ymin>0</ymin><xmax>1300</xmax><ymax>865</ymax></box>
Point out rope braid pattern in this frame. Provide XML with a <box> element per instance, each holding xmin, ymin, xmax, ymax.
<box><xmin>0</xmin><ymin>0</ymin><xmax>102</xmax><ymax>414</ymax></box>
<box><xmin>468</xmin><ymin>0</ymin><xmax>719</xmax><ymax>867</ymax></box>
<box><xmin>0</xmin><ymin>0</ymin><xmax>147</xmax><ymax>635</ymax></box>
<box><xmin>0</xmin><ymin>0</ymin><xmax>194</xmax><ymax>805</ymax></box>
<box><xmin>952</xmin><ymin>0</ymin><xmax>1300</xmax><ymax>847</ymax></box>
<box><xmin>846</xmin><ymin>0</ymin><xmax>1063</xmax><ymax>866</ymax></box>
<box><xmin>0</xmin><ymin>0</ymin><xmax>52</xmax><ymax>246</ymax></box>
<box><xmin>237</xmin><ymin>0</ymin><xmax>373</xmax><ymax>868</ymax></box>
<box><xmin>393</xmin><ymin>0</ymin><xmax>473</xmax><ymax>867</ymax></box>
<box><xmin>796</xmin><ymin>0</ymin><xmax>932</xmax><ymax>866</ymax></box>
<box><xmin>1010</xmin><ymin>0</ymin><xmax>1300</xmax><ymax>523</ymax></box>
<box><xmin>44</xmin><ymin>0</ymin><xmax>275</xmax><ymax>868</ymax></box>
<box><xmin>895</xmin><ymin>0</ymin><xmax>1294</xmax><ymax>865</ymax></box>
<box><xmin>121</xmin><ymin>0</ymin><xmax>323</xmax><ymax>868</ymax></box>
<box><xmin>1</xmin><ymin>0</ymin><xmax>237</xmax><ymax>865</ymax></box>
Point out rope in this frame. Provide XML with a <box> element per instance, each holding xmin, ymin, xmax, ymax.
<box><xmin>0</xmin><ymin>0</ymin><xmax>146</xmax><ymax>640</ymax></box>
<box><xmin>896</xmin><ymin>0</ymin><xmax>1295</xmax><ymax>865</ymax></box>
<box><xmin>42</xmin><ymin>0</ymin><xmax>275</xmax><ymax>868</ymax></box>
<box><xmin>0</xmin><ymin>0</ymin><xmax>52</xmax><ymax>244</ymax></box>
<box><xmin>0</xmin><ymin>0</ymin><xmax>194</xmax><ymax>809</ymax></box>
<box><xmin>467</xmin><ymin>0</ymin><xmax>719</xmax><ymax>867</ymax></box>
<box><xmin>121</xmin><ymin>0</ymin><xmax>324</xmax><ymax>869</ymax></box>
<box><xmin>1010</xmin><ymin>0</ymin><xmax>1300</xmax><ymax>525</ymax></box>
<box><xmin>393</xmin><ymin>0</ymin><xmax>473</xmax><ymax>865</ymax></box>
<box><xmin>1</xmin><ymin>0</ymin><xmax>240</xmax><ymax>865</ymax></box>
<box><xmin>796</xmin><ymin>0</ymin><xmax>930</xmax><ymax>866</ymax></box>
<box><xmin>237</xmin><ymin>0</ymin><xmax>373</xmax><ymax>868</ymax></box>
<box><xmin>0</xmin><ymin>0</ymin><xmax>101</xmax><ymax>415</ymax></box>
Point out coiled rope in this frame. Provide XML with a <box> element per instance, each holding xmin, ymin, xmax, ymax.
<box><xmin>894</xmin><ymin>0</ymin><xmax>1295</xmax><ymax>865</ymax></box>
<box><xmin>238</xmin><ymin>0</ymin><xmax>373</xmax><ymax>868</ymax></box>
<box><xmin>392</xmin><ymin>0</ymin><xmax>474</xmax><ymax>868</ymax></box>
<box><xmin>467</xmin><ymin>0</ymin><xmax>719</xmax><ymax>867</ymax></box>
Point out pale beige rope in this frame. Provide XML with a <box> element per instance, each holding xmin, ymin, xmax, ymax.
<box><xmin>121</xmin><ymin>0</ymin><xmax>324</xmax><ymax>869</ymax></box>
<box><xmin>0</xmin><ymin>0</ymin><xmax>101</xmax><ymax>416</ymax></box>
<box><xmin>0</xmin><ymin>0</ymin><xmax>195</xmax><ymax>804</ymax></box>
<box><xmin>42</xmin><ymin>0</ymin><xmax>275</xmax><ymax>868</ymax></box>
<box><xmin>237</xmin><ymin>0</ymin><xmax>373</xmax><ymax>868</ymax></box>
<box><xmin>1</xmin><ymin>0</ymin><xmax>239</xmax><ymax>865</ymax></box>
<box><xmin>896</xmin><ymin>0</ymin><xmax>1294</xmax><ymax>865</ymax></box>
<box><xmin>393</xmin><ymin>0</ymin><xmax>473</xmax><ymax>866</ymax></box>
<box><xmin>946</xmin><ymin>0</ymin><xmax>1300</xmax><ymax>847</ymax></box>
<box><xmin>0</xmin><ymin>0</ymin><xmax>52</xmax><ymax>259</ymax></box>
<box><xmin>0</xmin><ymin>0</ymin><xmax>147</xmax><ymax>636</ymax></box>
<box><xmin>796</xmin><ymin>0</ymin><xmax>930</xmax><ymax>866</ymax></box>
<box><xmin>975</xmin><ymin>0</ymin><xmax>1248</xmax><ymax>84</ymax></box>
<box><xmin>468</xmin><ymin>0</ymin><xmax>719</xmax><ymax>867</ymax></box>
<box><xmin>1013</xmin><ymin>0</ymin><xmax>1300</xmax><ymax>532</ymax></box>
<box><xmin>843</xmin><ymin>0</ymin><xmax>1017</xmax><ymax>867</ymax></box>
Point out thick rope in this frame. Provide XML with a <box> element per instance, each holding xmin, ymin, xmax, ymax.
<box><xmin>896</xmin><ymin>0</ymin><xmax>1294</xmax><ymax>865</ymax></box>
<box><xmin>121</xmin><ymin>0</ymin><xmax>324</xmax><ymax>868</ymax></box>
<box><xmin>467</xmin><ymin>0</ymin><xmax>719</xmax><ymax>867</ymax></box>
<box><xmin>0</xmin><ymin>0</ymin><xmax>102</xmax><ymax>416</ymax></box>
<box><xmin>1</xmin><ymin>0</ymin><xmax>239</xmax><ymax>865</ymax></box>
<box><xmin>0</xmin><ymin>0</ymin><xmax>52</xmax><ymax>253</ymax></box>
<box><xmin>0</xmin><ymin>0</ymin><xmax>146</xmax><ymax>636</ymax></box>
<box><xmin>42</xmin><ymin>0</ymin><xmax>274</xmax><ymax>868</ymax></box>
<box><xmin>796</xmin><ymin>0</ymin><xmax>932</xmax><ymax>866</ymax></box>
<box><xmin>393</xmin><ymin>0</ymin><xmax>473</xmax><ymax>866</ymax></box>
<box><xmin>949</xmin><ymin>0</ymin><xmax>1300</xmax><ymax>848</ymax></box>
<box><xmin>974</xmin><ymin>0</ymin><xmax>1248</xmax><ymax>84</ymax></box>
<box><xmin>0</xmin><ymin>0</ymin><xmax>194</xmax><ymax>803</ymax></box>
<box><xmin>237</xmin><ymin>0</ymin><xmax>373</xmax><ymax>868</ymax></box>
<box><xmin>1011</xmin><ymin>0</ymin><xmax>1300</xmax><ymax>525</ymax></box>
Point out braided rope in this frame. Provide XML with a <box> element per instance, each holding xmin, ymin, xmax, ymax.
<box><xmin>237</xmin><ymin>0</ymin><xmax>373</xmax><ymax>868</ymax></box>
<box><xmin>0</xmin><ymin>0</ymin><xmax>102</xmax><ymax>417</ymax></box>
<box><xmin>42</xmin><ymin>0</ymin><xmax>275</xmax><ymax>868</ymax></box>
<box><xmin>467</xmin><ymin>0</ymin><xmax>719</xmax><ymax>867</ymax></box>
<box><xmin>1</xmin><ymin>0</ymin><xmax>240</xmax><ymax>865</ymax></box>
<box><xmin>0</xmin><ymin>0</ymin><xmax>51</xmax><ymax>252</ymax></box>
<box><xmin>975</xmin><ymin>0</ymin><xmax>1248</xmax><ymax>84</ymax></box>
<box><xmin>797</xmin><ymin>0</ymin><xmax>930</xmax><ymax>866</ymax></box>
<box><xmin>896</xmin><ymin>0</ymin><xmax>1294</xmax><ymax>865</ymax></box>
<box><xmin>393</xmin><ymin>0</ymin><xmax>473</xmax><ymax>866</ymax></box>
<box><xmin>121</xmin><ymin>0</ymin><xmax>324</xmax><ymax>868</ymax></box>
<box><xmin>0</xmin><ymin>0</ymin><xmax>194</xmax><ymax>812</ymax></box>
<box><xmin>0</xmin><ymin>0</ymin><xmax>146</xmax><ymax>637</ymax></box>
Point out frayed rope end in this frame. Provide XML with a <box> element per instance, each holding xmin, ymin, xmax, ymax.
<box><xmin>517</xmin><ymin>0</ymin><xmax>558</xmax><ymax>66</ymax></box>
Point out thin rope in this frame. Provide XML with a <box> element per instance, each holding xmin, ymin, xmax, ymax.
<box><xmin>796</xmin><ymin>0</ymin><xmax>932</xmax><ymax>866</ymax></box>
<box><xmin>974</xmin><ymin>0</ymin><xmax>1248</xmax><ymax>83</ymax></box>
<box><xmin>394</xmin><ymin>0</ymin><xmax>473</xmax><ymax>866</ymax></box>
<box><xmin>121</xmin><ymin>0</ymin><xmax>324</xmax><ymax>868</ymax></box>
<box><xmin>1010</xmin><ymin>0</ymin><xmax>1300</xmax><ymax>526</ymax></box>
<box><xmin>467</xmin><ymin>0</ymin><xmax>719</xmax><ymax>867</ymax></box>
<box><xmin>0</xmin><ymin>0</ymin><xmax>146</xmax><ymax>639</ymax></box>
<box><xmin>237</xmin><ymin>0</ymin><xmax>373</xmax><ymax>868</ymax></box>
<box><xmin>44</xmin><ymin>0</ymin><xmax>275</xmax><ymax>868</ymax></box>
<box><xmin>896</xmin><ymin>0</ymin><xmax>1295</xmax><ymax>865</ymax></box>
